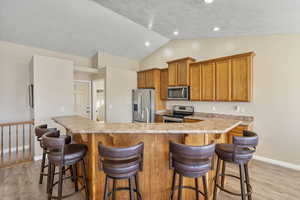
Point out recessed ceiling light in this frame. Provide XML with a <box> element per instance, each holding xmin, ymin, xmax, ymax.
<box><xmin>213</xmin><ymin>27</ymin><xmax>220</xmax><ymax>31</ymax></box>
<box><xmin>204</xmin><ymin>0</ymin><xmax>214</xmax><ymax>4</ymax></box>
<box><xmin>145</xmin><ymin>41</ymin><xmax>150</xmax><ymax>47</ymax></box>
<box><xmin>173</xmin><ymin>30</ymin><xmax>179</xmax><ymax>36</ymax></box>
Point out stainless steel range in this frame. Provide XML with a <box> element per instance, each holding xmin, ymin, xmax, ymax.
<box><xmin>163</xmin><ymin>105</ymin><xmax>194</xmax><ymax>123</ymax></box>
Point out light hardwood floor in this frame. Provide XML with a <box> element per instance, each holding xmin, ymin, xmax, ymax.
<box><xmin>0</xmin><ymin>160</ymin><xmax>299</xmax><ymax>200</ymax></box>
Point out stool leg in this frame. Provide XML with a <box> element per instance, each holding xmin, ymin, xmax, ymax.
<box><xmin>103</xmin><ymin>176</ymin><xmax>109</xmax><ymax>200</ymax></box>
<box><xmin>39</xmin><ymin>150</ymin><xmax>46</xmax><ymax>184</ymax></box>
<box><xmin>177</xmin><ymin>175</ymin><xmax>183</xmax><ymax>200</ymax></box>
<box><xmin>213</xmin><ymin>157</ymin><xmax>221</xmax><ymax>200</ymax></box>
<box><xmin>58</xmin><ymin>165</ymin><xmax>64</xmax><ymax>200</ymax></box>
<box><xmin>47</xmin><ymin>161</ymin><xmax>51</xmax><ymax>193</ymax></box>
<box><xmin>221</xmin><ymin>161</ymin><xmax>226</xmax><ymax>188</ymax></box>
<box><xmin>202</xmin><ymin>176</ymin><xmax>208</xmax><ymax>200</ymax></box>
<box><xmin>70</xmin><ymin>165</ymin><xmax>74</xmax><ymax>182</ymax></box>
<box><xmin>135</xmin><ymin>173</ymin><xmax>141</xmax><ymax>200</ymax></box>
<box><xmin>239</xmin><ymin>163</ymin><xmax>246</xmax><ymax>200</ymax></box>
<box><xmin>48</xmin><ymin>164</ymin><xmax>55</xmax><ymax>200</ymax></box>
<box><xmin>244</xmin><ymin>163</ymin><xmax>252</xmax><ymax>200</ymax></box>
<box><xmin>129</xmin><ymin>176</ymin><xmax>135</xmax><ymax>200</ymax></box>
<box><xmin>73</xmin><ymin>163</ymin><xmax>78</xmax><ymax>192</ymax></box>
<box><xmin>81</xmin><ymin>159</ymin><xmax>89</xmax><ymax>200</ymax></box>
<box><xmin>170</xmin><ymin>171</ymin><xmax>177</xmax><ymax>200</ymax></box>
<box><xmin>112</xmin><ymin>179</ymin><xmax>117</xmax><ymax>200</ymax></box>
<box><xmin>195</xmin><ymin>178</ymin><xmax>199</xmax><ymax>200</ymax></box>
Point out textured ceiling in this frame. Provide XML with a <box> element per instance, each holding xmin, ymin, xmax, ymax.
<box><xmin>95</xmin><ymin>0</ymin><xmax>300</xmax><ymax>39</ymax></box>
<box><xmin>0</xmin><ymin>0</ymin><xmax>169</xmax><ymax>60</ymax></box>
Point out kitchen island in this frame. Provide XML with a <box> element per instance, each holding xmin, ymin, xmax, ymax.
<box><xmin>53</xmin><ymin>115</ymin><xmax>243</xmax><ymax>200</ymax></box>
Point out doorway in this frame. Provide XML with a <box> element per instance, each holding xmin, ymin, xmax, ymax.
<box><xmin>92</xmin><ymin>79</ymin><xmax>105</xmax><ymax>122</ymax></box>
<box><xmin>73</xmin><ymin>80</ymin><xmax>92</xmax><ymax>119</ymax></box>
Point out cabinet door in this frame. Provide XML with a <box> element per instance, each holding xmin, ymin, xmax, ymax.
<box><xmin>160</xmin><ymin>69</ymin><xmax>168</xmax><ymax>100</ymax></box>
<box><xmin>231</xmin><ymin>56</ymin><xmax>252</xmax><ymax>101</ymax></box>
<box><xmin>145</xmin><ymin>70</ymin><xmax>154</xmax><ymax>88</ymax></box>
<box><xmin>201</xmin><ymin>62</ymin><xmax>216</xmax><ymax>101</ymax></box>
<box><xmin>168</xmin><ymin>62</ymin><xmax>177</xmax><ymax>86</ymax></box>
<box><xmin>190</xmin><ymin>64</ymin><xmax>201</xmax><ymax>101</ymax></box>
<box><xmin>137</xmin><ymin>71</ymin><xmax>146</xmax><ymax>88</ymax></box>
<box><xmin>216</xmin><ymin>59</ymin><xmax>231</xmax><ymax>101</ymax></box>
<box><xmin>177</xmin><ymin>61</ymin><xmax>189</xmax><ymax>86</ymax></box>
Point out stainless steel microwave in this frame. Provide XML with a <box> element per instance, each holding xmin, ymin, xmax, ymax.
<box><xmin>168</xmin><ymin>86</ymin><xmax>189</xmax><ymax>100</ymax></box>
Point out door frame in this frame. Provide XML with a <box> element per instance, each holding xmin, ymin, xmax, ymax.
<box><xmin>73</xmin><ymin>80</ymin><xmax>93</xmax><ymax>119</ymax></box>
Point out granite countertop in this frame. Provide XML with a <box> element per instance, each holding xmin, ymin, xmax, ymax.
<box><xmin>53</xmin><ymin>115</ymin><xmax>241</xmax><ymax>135</ymax></box>
<box><xmin>156</xmin><ymin>110</ymin><xmax>254</xmax><ymax>126</ymax></box>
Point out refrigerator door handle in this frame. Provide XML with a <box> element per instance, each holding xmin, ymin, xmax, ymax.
<box><xmin>145</xmin><ymin>107</ymin><xmax>150</xmax><ymax>123</ymax></box>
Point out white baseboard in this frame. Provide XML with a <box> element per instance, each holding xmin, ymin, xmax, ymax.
<box><xmin>2</xmin><ymin>145</ymin><xmax>30</xmax><ymax>154</ymax></box>
<box><xmin>254</xmin><ymin>155</ymin><xmax>300</xmax><ymax>171</ymax></box>
<box><xmin>34</xmin><ymin>155</ymin><xmax>43</xmax><ymax>161</ymax></box>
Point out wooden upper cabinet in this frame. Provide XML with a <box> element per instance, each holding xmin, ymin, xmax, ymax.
<box><xmin>160</xmin><ymin>68</ymin><xmax>168</xmax><ymax>100</ymax></box>
<box><xmin>145</xmin><ymin>70</ymin><xmax>154</xmax><ymax>88</ymax></box>
<box><xmin>201</xmin><ymin>62</ymin><xmax>215</xmax><ymax>101</ymax></box>
<box><xmin>168</xmin><ymin>62</ymin><xmax>177</xmax><ymax>86</ymax></box>
<box><xmin>189</xmin><ymin>63</ymin><xmax>201</xmax><ymax>101</ymax></box>
<box><xmin>231</xmin><ymin>54</ymin><xmax>253</xmax><ymax>102</ymax></box>
<box><xmin>215</xmin><ymin>59</ymin><xmax>231</xmax><ymax>101</ymax></box>
<box><xmin>137</xmin><ymin>71</ymin><xmax>146</xmax><ymax>88</ymax></box>
<box><xmin>167</xmin><ymin>57</ymin><xmax>195</xmax><ymax>86</ymax></box>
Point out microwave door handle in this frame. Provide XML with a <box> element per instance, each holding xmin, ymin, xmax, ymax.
<box><xmin>182</xmin><ymin>88</ymin><xmax>184</xmax><ymax>97</ymax></box>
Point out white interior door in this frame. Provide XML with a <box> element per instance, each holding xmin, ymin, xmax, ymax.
<box><xmin>73</xmin><ymin>81</ymin><xmax>92</xmax><ymax>119</ymax></box>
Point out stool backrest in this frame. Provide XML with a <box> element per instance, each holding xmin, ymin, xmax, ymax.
<box><xmin>35</xmin><ymin>124</ymin><xmax>57</xmax><ymax>138</ymax></box>
<box><xmin>98</xmin><ymin>142</ymin><xmax>144</xmax><ymax>171</ymax></box>
<box><xmin>42</xmin><ymin>130</ymin><xmax>65</xmax><ymax>164</ymax></box>
<box><xmin>169</xmin><ymin>141</ymin><xmax>215</xmax><ymax>168</ymax></box>
<box><xmin>233</xmin><ymin>130</ymin><xmax>258</xmax><ymax>148</ymax></box>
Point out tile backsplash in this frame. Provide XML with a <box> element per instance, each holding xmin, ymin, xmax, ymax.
<box><xmin>166</xmin><ymin>101</ymin><xmax>254</xmax><ymax>116</ymax></box>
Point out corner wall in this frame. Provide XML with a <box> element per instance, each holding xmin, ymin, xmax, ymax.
<box><xmin>140</xmin><ymin>35</ymin><xmax>300</xmax><ymax>166</ymax></box>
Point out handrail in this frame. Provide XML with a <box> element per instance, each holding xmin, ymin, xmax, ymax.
<box><xmin>0</xmin><ymin>120</ymin><xmax>34</xmax><ymax>127</ymax></box>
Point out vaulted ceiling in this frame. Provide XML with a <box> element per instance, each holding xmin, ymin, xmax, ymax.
<box><xmin>0</xmin><ymin>0</ymin><xmax>169</xmax><ymax>60</ymax></box>
<box><xmin>1</xmin><ymin>0</ymin><xmax>299</xmax><ymax>60</ymax></box>
<box><xmin>95</xmin><ymin>0</ymin><xmax>300</xmax><ymax>38</ymax></box>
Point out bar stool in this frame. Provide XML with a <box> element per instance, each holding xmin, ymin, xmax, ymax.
<box><xmin>169</xmin><ymin>141</ymin><xmax>216</xmax><ymax>200</ymax></box>
<box><xmin>42</xmin><ymin>130</ymin><xmax>89</xmax><ymax>200</ymax></box>
<box><xmin>213</xmin><ymin>130</ymin><xmax>258</xmax><ymax>200</ymax></box>
<box><xmin>98</xmin><ymin>142</ymin><xmax>144</xmax><ymax>200</ymax></box>
<box><xmin>35</xmin><ymin>124</ymin><xmax>72</xmax><ymax>184</ymax></box>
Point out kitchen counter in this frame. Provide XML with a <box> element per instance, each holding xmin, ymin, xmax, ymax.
<box><xmin>156</xmin><ymin>110</ymin><xmax>254</xmax><ymax>125</ymax></box>
<box><xmin>53</xmin><ymin>115</ymin><xmax>241</xmax><ymax>135</ymax></box>
<box><xmin>52</xmin><ymin>115</ymin><xmax>242</xmax><ymax>200</ymax></box>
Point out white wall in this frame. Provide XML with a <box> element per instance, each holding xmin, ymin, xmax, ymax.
<box><xmin>105</xmin><ymin>67</ymin><xmax>137</xmax><ymax>123</ymax></box>
<box><xmin>140</xmin><ymin>35</ymin><xmax>300</xmax><ymax>166</ymax></box>
<box><xmin>97</xmin><ymin>51</ymin><xmax>139</xmax><ymax>70</ymax></box>
<box><xmin>0</xmin><ymin>40</ymin><xmax>92</xmax><ymax>122</ymax></box>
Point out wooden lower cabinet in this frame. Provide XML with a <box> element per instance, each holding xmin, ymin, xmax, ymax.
<box><xmin>227</xmin><ymin>124</ymin><xmax>251</xmax><ymax>144</ymax></box>
<box><xmin>155</xmin><ymin>115</ymin><xmax>163</xmax><ymax>123</ymax></box>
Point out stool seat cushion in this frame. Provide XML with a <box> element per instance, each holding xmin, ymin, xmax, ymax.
<box><xmin>216</xmin><ymin>144</ymin><xmax>253</xmax><ymax>162</ymax></box>
<box><xmin>48</xmin><ymin>144</ymin><xmax>87</xmax><ymax>165</ymax></box>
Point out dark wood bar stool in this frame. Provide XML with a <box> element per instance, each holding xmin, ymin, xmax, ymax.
<box><xmin>169</xmin><ymin>141</ymin><xmax>215</xmax><ymax>200</ymax></box>
<box><xmin>213</xmin><ymin>130</ymin><xmax>258</xmax><ymax>200</ymax></box>
<box><xmin>98</xmin><ymin>142</ymin><xmax>144</xmax><ymax>200</ymax></box>
<box><xmin>35</xmin><ymin>124</ymin><xmax>71</xmax><ymax>185</ymax></box>
<box><xmin>42</xmin><ymin>130</ymin><xmax>89</xmax><ymax>200</ymax></box>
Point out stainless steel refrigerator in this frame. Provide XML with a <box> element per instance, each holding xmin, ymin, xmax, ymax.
<box><xmin>132</xmin><ymin>89</ymin><xmax>155</xmax><ymax>123</ymax></box>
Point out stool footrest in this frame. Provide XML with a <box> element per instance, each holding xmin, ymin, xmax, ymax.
<box><xmin>107</xmin><ymin>187</ymin><xmax>142</xmax><ymax>200</ymax></box>
<box><xmin>215</xmin><ymin>173</ymin><xmax>253</xmax><ymax>197</ymax></box>
<box><xmin>170</xmin><ymin>185</ymin><xmax>205</xmax><ymax>198</ymax></box>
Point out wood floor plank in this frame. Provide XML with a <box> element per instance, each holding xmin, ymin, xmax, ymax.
<box><xmin>0</xmin><ymin>160</ymin><xmax>299</xmax><ymax>200</ymax></box>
